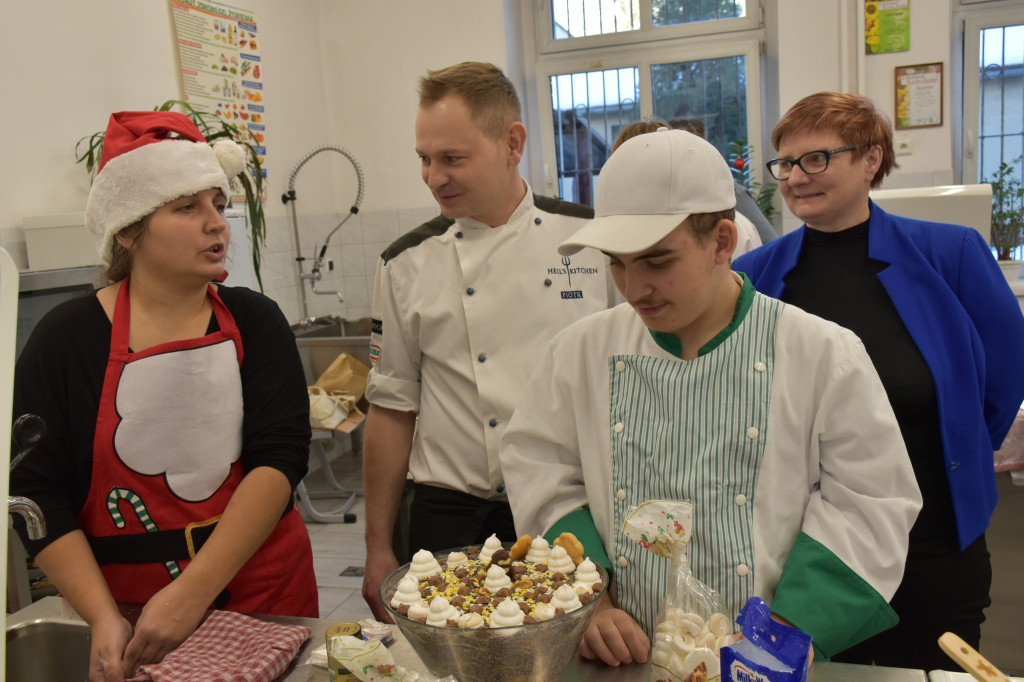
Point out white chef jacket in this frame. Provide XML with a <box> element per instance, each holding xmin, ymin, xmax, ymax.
<box><xmin>734</xmin><ymin>212</ymin><xmax>762</xmax><ymax>257</ymax></box>
<box><xmin>366</xmin><ymin>185</ymin><xmax>610</xmax><ymax>500</ymax></box>
<box><xmin>500</xmin><ymin>275</ymin><xmax>922</xmax><ymax>656</ymax></box>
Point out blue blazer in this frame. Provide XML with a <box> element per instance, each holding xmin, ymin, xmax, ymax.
<box><xmin>734</xmin><ymin>202</ymin><xmax>1024</xmax><ymax>549</ymax></box>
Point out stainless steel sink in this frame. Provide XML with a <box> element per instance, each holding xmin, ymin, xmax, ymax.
<box><xmin>7</xmin><ymin>619</ymin><xmax>90</xmax><ymax>681</ymax></box>
<box><xmin>290</xmin><ymin>315</ymin><xmax>371</xmax><ymax>338</ymax></box>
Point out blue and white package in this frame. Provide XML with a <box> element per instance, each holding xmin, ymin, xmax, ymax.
<box><xmin>719</xmin><ymin>597</ymin><xmax>812</xmax><ymax>682</ymax></box>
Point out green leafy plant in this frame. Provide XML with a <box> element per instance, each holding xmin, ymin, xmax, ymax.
<box><xmin>74</xmin><ymin>99</ymin><xmax>267</xmax><ymax>290</ymax></box>
<box><xmin>987</xmin><ymin>156</ymin><xmax>1024</xmax><ymax>262</ymax></box>
<box><xmin>728</xmin><ymin>140</ymin><xmax>777</xmax><ymax>222</ymax></box>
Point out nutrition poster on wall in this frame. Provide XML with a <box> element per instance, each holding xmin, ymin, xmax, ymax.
<box><xmin>865</xmin><ymin>0</ymin><xmax>910</xmax><ymax>54</ymax></box>
<box><xmin>169</xmin><ymin>0</ymin><xmax>266</xmax><ymax>183</ymax></box>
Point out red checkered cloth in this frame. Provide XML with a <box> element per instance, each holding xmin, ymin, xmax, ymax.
<box><xmin>127</xmin><ymin>610</ymin><xmax>311</xmax><ymax>682</ymax></box>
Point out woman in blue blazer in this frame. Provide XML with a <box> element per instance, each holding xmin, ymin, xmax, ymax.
<box><xmin>733</xmin><ymin>92</ymin><xmax>1024</xmax><ymax>671</ymax></box>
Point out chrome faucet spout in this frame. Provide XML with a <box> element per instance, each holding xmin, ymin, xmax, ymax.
<box><xmin>9</xmin><ymin>496</ymin><xmax>46</xmax><ymax>540</ymax></box>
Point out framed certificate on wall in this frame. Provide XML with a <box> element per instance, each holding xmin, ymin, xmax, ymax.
<box><xmin>895</xmin><ymin>62</ymin><xmax>943</xmax><ymax>129</ymax></box>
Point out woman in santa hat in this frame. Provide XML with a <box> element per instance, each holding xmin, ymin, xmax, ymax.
<box><xmin>11</xmin><ymin>110</ymin><xmax>318</xmax><ymax>681</ymax></box>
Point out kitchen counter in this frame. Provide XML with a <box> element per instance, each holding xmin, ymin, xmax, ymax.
<box><xmin>7</xmin><ymin>597</ymin><xmax>927</xmax><ymax>681</ymax></box>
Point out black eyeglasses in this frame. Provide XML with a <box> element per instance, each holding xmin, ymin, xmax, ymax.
<box><xmin>765</xmin><ymin>146</ymin><xmax>859</xmax><ymax>181</ymax></box>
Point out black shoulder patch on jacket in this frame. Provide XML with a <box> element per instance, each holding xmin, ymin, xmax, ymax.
<box><xmin>380</xmin><ymin>214</ymin><xmax>454</xmax><ymax>264</ymax></box>
<box><xmin>533</xmin><ymin>194</ymin><xmax>594</xmax><ymax>220</ymax></box>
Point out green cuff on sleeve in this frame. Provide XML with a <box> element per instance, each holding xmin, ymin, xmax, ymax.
<box><xmin>770</xmin><ymin>532</ymin><xmax>899</xmax><ymax>660</ymax></box>
<box><xmin>543</xmin><ymin>507</ymin><xmax>612</xmax><ymax>572</ymax></box>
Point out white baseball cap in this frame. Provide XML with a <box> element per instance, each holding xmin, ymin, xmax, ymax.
<box><xmin>558</xmin><ymin>128</ymin><xmax>736</xmax><ymax>256</ymax></box>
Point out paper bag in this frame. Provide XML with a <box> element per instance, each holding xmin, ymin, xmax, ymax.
<box><xmin>315</xmin><ymin>352</ymin><xmax>370</xmax><ymax>400</ymax></box>
<box><xmin>312</xmin><ymin>353</ymin><xmax>370</xmax><ymax>433</ymax></box>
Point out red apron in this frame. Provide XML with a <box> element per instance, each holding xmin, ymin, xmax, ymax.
<box><xmin>80</xmin><ymin>278</ymin><xmax>318</xmax><ymax>617</ymax></box>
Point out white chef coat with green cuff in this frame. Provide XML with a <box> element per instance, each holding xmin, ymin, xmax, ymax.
<box><xmin>501</xmin><ymin>274</ymin><xmax>922</xmax><ymax>658</ymax></box>
<box><xmin>366</xmin><ymin>185</ymin><xmax>610</xmax><ymax>500</ymax></box>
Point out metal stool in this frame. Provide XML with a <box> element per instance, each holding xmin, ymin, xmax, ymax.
<box><xmin>294</xmin><ymin>429</ymin><xmax>363</xmax><ymax>523</ymax></box>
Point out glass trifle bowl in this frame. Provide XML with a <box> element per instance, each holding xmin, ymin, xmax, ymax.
<box><xmin>380</xmin><ymin>541</ymin><xmax>609</xmax><ymax>682</ymax></box>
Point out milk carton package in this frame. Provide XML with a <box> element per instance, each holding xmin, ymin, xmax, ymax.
<box><xmin>720</xmin><ymin>597</ymin><xmax>812</xmax><ymax>682</ymax></box>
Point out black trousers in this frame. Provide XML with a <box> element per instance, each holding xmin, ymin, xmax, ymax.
<box><xmin>832</xmin><ymin>534</ymin><xmax>991</xmax><ymax>671</ymax></box>
<box><xmin>406</xmin><ymin>483</ymin><xmax>516</xmax><ymax>555</ymax></box>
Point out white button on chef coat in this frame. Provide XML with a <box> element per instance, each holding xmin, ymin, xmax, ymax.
<box><xmin>754</xmin><ymin>361</ymin><xmax>766</xmax><ymax>372</ymax></box>
<box><xmin>617</xmin><ymin>556</ymin><xmax>629</xmax><ymax>568</ymax></box>
<box><xmin>735</xmin><ymin>493</ymin><xmax>748</xmax><ymax>506</ymax></box>
<box><xmin>736</xmin><ymin>563</ymin><xmax>750</xmax><ymax>577</ymax></box>
<box><xmin>613</xmin><ymin>422</ymin><xmax>624</xmax><ymax>433</ymax></box>
<box><xmin>746</xmin><ymin>426</ymin><xmax>759</xmax><ymax>439</ymax></box>
<box><xmin>615</xmin><ymin>360</ymin><xmax>626</xmax><ymax>372</ymax></box>
<box><xmin>616</xmin><ymin>489</ymin><xmax>627</xmax><ymax>500</ymax></box>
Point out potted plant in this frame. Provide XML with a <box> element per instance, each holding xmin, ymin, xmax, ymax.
<box><xmin>728</xmin><ymin>140</ymin><xmax>777</xmax><ymax>223</ymax></box>
<box><xmin>75</xmin><ymin>100</ymin><xmax>267</xmax><ymax>290</ymax></box>
<box><xmin>987</xmin><ymin>155</ymin><xmax>1024</xmax><ymax>281</ymax></box>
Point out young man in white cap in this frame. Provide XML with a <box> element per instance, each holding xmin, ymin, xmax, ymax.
<box><xmin>499</xmin><ymin>128</ymin><xmax>922</xmax><ymax>666</ymax></box>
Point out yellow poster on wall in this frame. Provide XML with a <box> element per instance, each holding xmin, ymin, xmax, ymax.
<box><xmin>169</xmin><ymin>0</ymin><xmax>266</xmax><ymax>182</ymax></box>
<box><xmin>865</xmin><ymin>0</ymin><xmax>910</xmax><ymax>54</ymax></box>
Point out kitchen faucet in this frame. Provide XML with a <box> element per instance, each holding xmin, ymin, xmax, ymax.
<box><xmin>281</xmin><ymin>144</ymin><xmax>366</xmax><ymax>324</ymax></box>
<box><xmin>9</xmin><ymin>413</ymin><xmax>47</xmax><ymax>539</ymax></box>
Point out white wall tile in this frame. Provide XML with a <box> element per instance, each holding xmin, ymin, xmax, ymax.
<box><xmin>339</xmin><ymin>242</ymin><xmax>366</xmax><ymax>278</ymax></box>
<box><xmin>360</xmin><ymin>210</ymin><xmax>400</xmax><ymax>243</ymax></box>
<box><xmin>335</xmin><ymin>212</ymin><xmax>364</xmax><ymax>245</ymax></box>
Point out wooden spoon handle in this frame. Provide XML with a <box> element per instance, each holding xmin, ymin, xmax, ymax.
<box><xmin>938</xmin><ymin>632</ymin><xmax>1011</xmax><ymax>682</ymax></box>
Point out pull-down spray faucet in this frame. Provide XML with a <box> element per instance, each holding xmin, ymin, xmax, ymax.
<box><xmin>282</xmin><ymin>145</ymin><xmax>366</xmax><ymax>325</ymax></box>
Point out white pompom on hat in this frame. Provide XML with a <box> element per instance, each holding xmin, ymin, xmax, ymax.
<box><xmin>85</xmin><ymin>111</ymin><xmax>245</xmax><ymax>264</ymax></box>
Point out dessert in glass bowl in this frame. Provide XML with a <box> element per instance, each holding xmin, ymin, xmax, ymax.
<box><xmin>380</xmin><ymin>533</ymin><xmax>608</xmax><ymax>682</ymax></box>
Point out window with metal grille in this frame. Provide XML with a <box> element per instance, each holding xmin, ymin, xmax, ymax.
<box><xmin>978</xmin><ymin>24</ymin><xmax>1024</xmax><ymax>183</ymax></box>
<box><xmin>535</xmin><ymin>1</ymin><xmax>763</xmax><ymax>207</ymax></box>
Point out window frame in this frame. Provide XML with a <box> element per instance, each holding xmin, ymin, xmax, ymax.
<box><xmin>959</xmin><ymin>2</ymin><xmax>1024</xmax><ymax>183</ymax></box>
<box><xmin>536</xmin><ymin>0</ymin><xmax>762</xmax><ymax>55</ymax></box>
<box><xmin>534</xmin><ymin>31</ymin><xmax>765</xmax><ymax>200</ymax></box>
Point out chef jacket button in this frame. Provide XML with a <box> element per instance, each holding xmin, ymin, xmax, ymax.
<box><xmin>496</xmin><ymin>485</ymin><xmax>505</xmax><ymax>494</ymax></box>
<box><xmin>615</xmin><ymin>360</ymin><xmax>626</xmax><ymax>372</ymax></box>
<box><xmin>489</xmin><ymin>418</ymin><xmax>498</xmax><ymax>428</ymax></box>
<box><xmin>616</xmin><ymin>489</ymin><xmax>627</xmax><ymax>501</ymax></box>
<box><xmin>535</xmin><ymin>217</ymin><xmax>542</xmax><ymax>225</ymax></box>
<box><xmin>617</xmin><ymin>556</ymin><xmax>629</xmax><ymax>568</ymax></box>
<box><xmin>736</xmin><ymin>563</ymin><xmax>750</xmax><ymax>577</ymax></box>
<box><xmin>544</xmin><ymin>278</ymin><xmax>553</xmax><ymax>286</ymax></box>
<box><xmin>746</xmin><ymin>426</ymin><xmax>759</xmax><ymax>439</ymax></box>
<box><xmin>455</xmin><ymin>231</ymin><xmax>463</xmax><ymax>239</ymax></box>
<box><xmin>478</xmin><ymin>353</ymin><xmax>487</xmax><ymax>363</ymax></box>
<box><xmin>735</xmin><ymin>493</ymin><xmax>748</xmax><ymax>506</ymax></box>
<box><xmin>754</xmin><ymin>361</ymin><xmax>766</xmax><ymax>372</ymax></box>
<box><xmin>466</xmin><ymin>287</ymin><xmax>475</xmax><ymax>295</ymax></box>
<box><xmin>613</xmin><ymin>422</ymin><xmax>624</xmax><ymax>434</ymax></box>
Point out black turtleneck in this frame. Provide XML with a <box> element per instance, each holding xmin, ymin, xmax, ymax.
<box><xmin>782</xmin><ymin>219</ymin><xmax>956</xmax><ymax>551</ymax></box>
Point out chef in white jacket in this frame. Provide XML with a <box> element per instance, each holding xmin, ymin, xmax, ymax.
<box><xmin>361</xmin><ymin>62</ymin><xmax>610</xmax><ymax>622</ymax></box>
<box><xmin>499</xmin><ymin>129</ymin><xmax>922</xmax><ymax>666</ymax></box>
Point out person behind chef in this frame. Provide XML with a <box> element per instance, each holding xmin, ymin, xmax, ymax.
<box><xmin>732</xmin><ymin>92</ymin><xmax>1024</xmax><ymax>671</ymax></box>
<box><xmin>10</xmin><ymin>111</ymin><xmax>318</xmax><ymax>682</ymax></box>
<box><xmin>613</xmin><ymin>118</ymin><xmax>773</xmax><ymax>249</ymax></box>
<box><xmin>499</xmin><ymin>128</ymin><xmax>922</xmax><ymax>666</ymax></box>
<box><xmin>360</xmin><ymin>61</ymin><xmax>610</xmax><ymax>621</ymax></box>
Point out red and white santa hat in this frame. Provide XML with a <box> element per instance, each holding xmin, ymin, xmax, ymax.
<box><xmin>85</xmin><ymin>110</ymin><xmax>246</xmax><ymax>264</ymax></box>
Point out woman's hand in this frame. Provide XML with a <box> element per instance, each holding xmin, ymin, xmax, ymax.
<box><xmin>120</xmin><ymin>579</ymin><xmax>206</xmax><ymax>677</ymax></box>
<box><xmin>578</xmin><ymin>592</ymin><xmax>650</xmax><ymax>666</ymax></box>
<box><xmin>88</xmin><ymin>613</ymin><xmax>133</xmax><ymax>682</ymax></box>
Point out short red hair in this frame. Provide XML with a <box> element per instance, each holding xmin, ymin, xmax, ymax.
<box><xmin>772</xmin><ymin>92</ymin><xmax>898</xmax><ymax>188</ymax></box>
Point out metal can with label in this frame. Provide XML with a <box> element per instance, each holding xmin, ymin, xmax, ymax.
<box><xmin>326</xmin><ymin>622</ymin><xmax>362</xmax><ymax>682</ymax></box>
